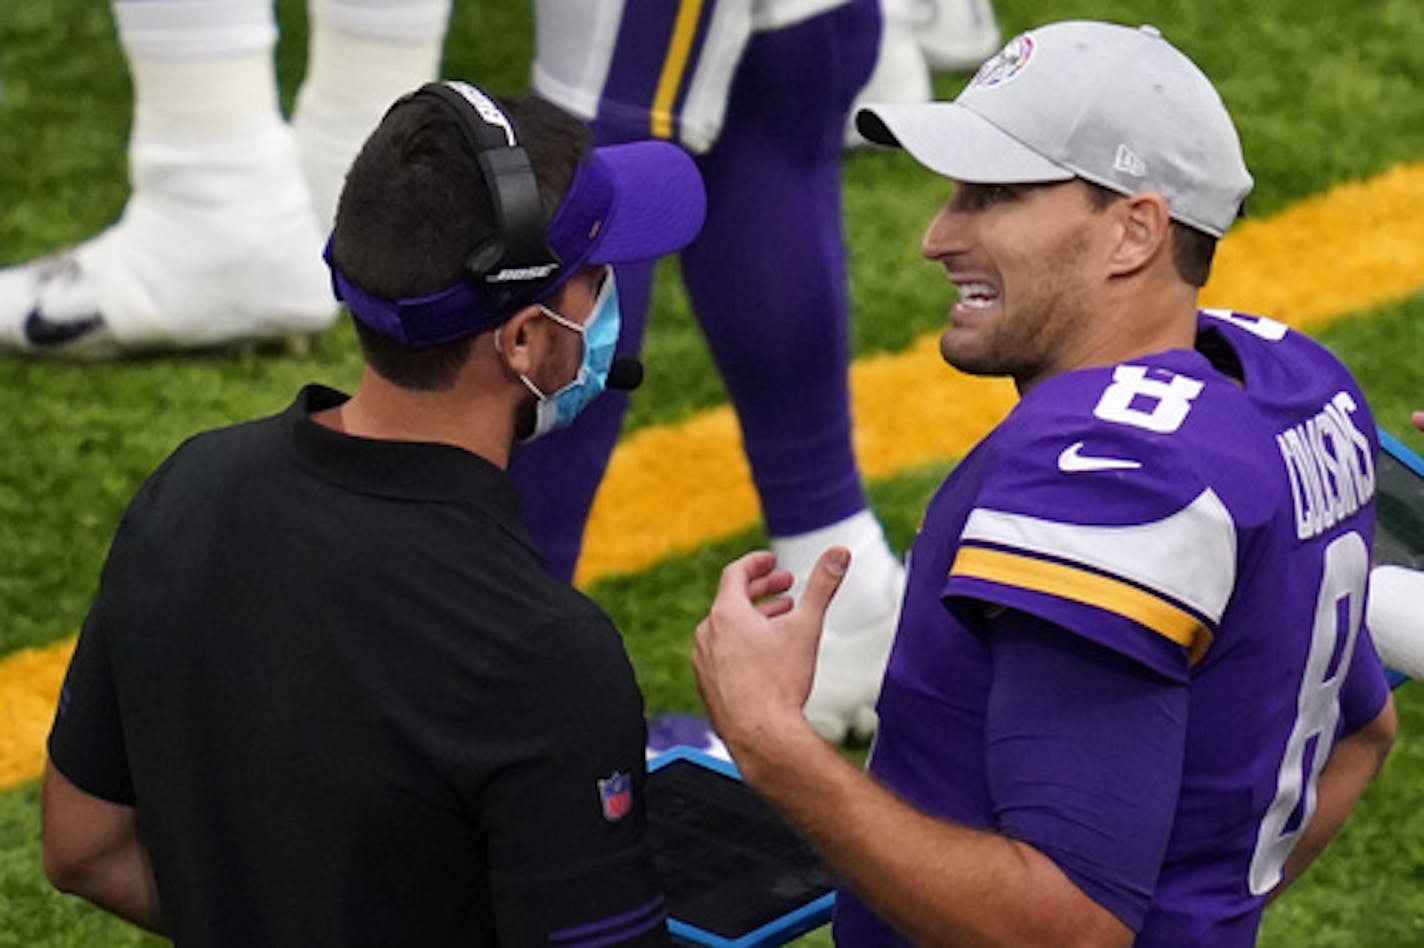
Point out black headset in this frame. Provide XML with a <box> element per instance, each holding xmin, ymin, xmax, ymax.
<box><xmin>384</xmin><ymin>82</ymin><xmax>642</xmax><ymax>388</ymax></box>
<box><xmin>412</xmin><ymin>81</ymin><xmax>562</xmax><ymax>312</ymax></box>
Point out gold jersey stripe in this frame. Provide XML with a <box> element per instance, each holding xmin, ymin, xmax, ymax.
<box><xmin>650</xmin><ymin>0</ymin><xmax>707</xmax><ymax>139</ymax></box>
<box><xmin>951</xmin><ymin>546</ymin><xmax>1212</xmax><ymax>663</ymax></box>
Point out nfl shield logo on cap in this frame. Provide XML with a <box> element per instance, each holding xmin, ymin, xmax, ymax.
<box><xmin>598</xmin><ymin>772</ymin><xmax>632</xmax><ymax>821</ymax></box>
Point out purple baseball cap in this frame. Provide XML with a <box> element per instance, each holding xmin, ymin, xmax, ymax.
<box><xmin>327</xmin><ymin>124</ymin><xmax>706</xmax><ymax>347</ymax></box>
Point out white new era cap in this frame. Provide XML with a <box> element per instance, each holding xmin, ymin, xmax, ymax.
<box><xmin>856</xmin><ymin>20</ymin><xmax>1253</xmax><ymax>237</ymax></box>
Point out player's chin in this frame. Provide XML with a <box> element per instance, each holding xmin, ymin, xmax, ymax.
<box><xmin>938</xmin><ymin>328</ymin><xmax>1000</xmax><ymax>376</ymax></box>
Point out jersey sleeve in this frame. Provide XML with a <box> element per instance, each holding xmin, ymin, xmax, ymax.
<box><xmin>944</xmin><ymin>367</ymin><xmax>1244</xmax><ymax>683</ymax></box>
<box><xmin>477</xmin><ymin>614</ymin><xmax>668</xmax><ymax>945</ymax></box>
<box><xmin>986</xmin><ymin>609</ymin><xmax>1188</xmax><ymax>932</ymax></box>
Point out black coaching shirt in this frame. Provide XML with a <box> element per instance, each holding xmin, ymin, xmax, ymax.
<box><xmin>49</xmin><ymin>386</ymin><xmax>668</xmax><ymax>946</ymax></box>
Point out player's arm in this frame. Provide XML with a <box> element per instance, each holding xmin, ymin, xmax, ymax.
<box><xmin>1271</xmin><ymin>630</ymin><xmax>1397</xmax><ymax>900</ymax></box>
<box><xmin>694</xmin><ymin>551</ymin><xmax>1182</xmax><ymax>946</ymax></box>
<box><xmin>728</xmin><ymin>725</ymin><xmax>1131</xmax><ymax>947</ymax></box>
<box><xmin>41</xmin><ymin>759</ymin><xmax>163</xmax><ymax>934</ymax></box>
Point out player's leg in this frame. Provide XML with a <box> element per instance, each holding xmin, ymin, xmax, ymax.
<box><xmin>514</xmin><ymin>0</ymin><xmax>752</xmax><ymax>579</ymax></box>
<box><xmin>515</xmin><ymin>0</ymin><xmax>766</xmax><ymax>581</ymax></box>
<box><xmin>292</xmin><ymin>0</ymin><xmax>451</xmax><ymax>231</ymax></box>
<box><xmin>679</xmin><ymin>0</ymin><xmax>904</xmax><ymax>743</ymax></box>
<box><xmin>0</xmin><ymin>0</ymin><xmax>334</xmax><ymax>358</ymax></box>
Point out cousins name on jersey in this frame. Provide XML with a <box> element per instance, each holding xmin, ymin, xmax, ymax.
<box><xmin>1276</xmin><ymin>391</ymin><xmax>1375</xmax><ymax>540</ymax></box>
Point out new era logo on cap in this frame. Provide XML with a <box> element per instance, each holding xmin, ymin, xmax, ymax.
<box><xmin>1114</xmin><ymin>145</ymin><xmax>1147</xmax><ymax>178</ymax></box>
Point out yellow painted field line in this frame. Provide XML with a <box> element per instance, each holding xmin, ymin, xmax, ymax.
<box><xmin>1200</xmin><ymin>162</ymin><xmax>1424</xmax><ymax>327</ymax></box>
<box><xmin>0</xmin><ymin>639</ymin><xmax>73</xmax><ymax>790</ymax></box>
<box><xmin>4</xmin><ymin>160</ymin><xmax>1424</xmax><ymax>792</ymax></box>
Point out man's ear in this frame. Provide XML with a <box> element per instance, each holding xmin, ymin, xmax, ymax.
<box><xmin>493</xmin><ymin>305</ymin><xmax>544</xmax><ymax>378</ymax></box>
<box><xmin>1108</xmin><ymin>192</ymin><xmax>1172</xmax><ymax>277</ymax></box>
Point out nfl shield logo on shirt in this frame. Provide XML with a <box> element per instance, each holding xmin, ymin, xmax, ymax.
<box><xmin>597</xmin><ymin>772</ymin><xmax>632</xmax><ymax>821</ymax></box>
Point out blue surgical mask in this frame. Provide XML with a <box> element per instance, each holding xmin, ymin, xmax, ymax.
<box><xmin>518</xmin><ymin>268</ymin><xmax>620</xmax><ymax>443</ymax></box>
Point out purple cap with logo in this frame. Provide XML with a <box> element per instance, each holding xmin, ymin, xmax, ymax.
<box><xmin>326</xmin><ymin>90</ymin><xmax>706</xmax><ymax>347</ymax></box>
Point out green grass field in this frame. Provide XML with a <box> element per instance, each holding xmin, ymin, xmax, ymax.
<box><xmin>3</xmin><ymin>0</ymin><xmax>1424</xmax><ymax>944</ymax></box>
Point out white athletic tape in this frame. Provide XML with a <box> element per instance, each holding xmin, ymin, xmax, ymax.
<box><xmin>1368</xmin><ymin>565</ymin><xmax>1424</xmax><ymax>680</ymax></box>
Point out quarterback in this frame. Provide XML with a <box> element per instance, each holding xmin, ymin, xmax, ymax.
<box><xmin>692</xmin><ymin>20</ymin><xmax>1396</xmax><ymax>946</ymax></box>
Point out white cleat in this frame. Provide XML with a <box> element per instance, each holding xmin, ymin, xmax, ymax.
<box><xmin>0</xmin><ymin>125</ymin><xmax>337</xmax><ymax>360</ymax></box>
<box><xmin>0</xmin><ymin>252</ymin><xmax>120</xmax><ymax>360</ymax></box>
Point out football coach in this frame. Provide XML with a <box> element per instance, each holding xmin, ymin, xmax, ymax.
<box><xmin>40</xmin><ymin>80</ymin><xmax>704</xmax><ymax>946</ymax></box>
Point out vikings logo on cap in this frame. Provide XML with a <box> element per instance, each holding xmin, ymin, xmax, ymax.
<box><xmin>598</xmin><ymin>771</ymin><xmax>632</xmax><ymax>821</ymax></box>
<box><xmin>970</xmin><ymin>33</ymin><xmax>1034</xmax><ymax>89</ymax></box>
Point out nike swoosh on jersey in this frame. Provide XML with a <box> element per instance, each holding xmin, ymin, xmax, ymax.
<box><xmin>23</xmin><ymin>308</ymin><xmax>105</xmax><ymax>347</ymax></box>
<box><xmin>1057</xmin><ymin>441</ymin><xmax>1143</xmax><ymax>473</ymax></box>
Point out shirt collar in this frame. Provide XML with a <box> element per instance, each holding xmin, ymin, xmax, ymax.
<box><xmin>282</xmin><ymin>384</ymin><xmax>531</xmax><ymax>543</ymax></box>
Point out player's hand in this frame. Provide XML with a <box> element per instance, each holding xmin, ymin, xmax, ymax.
<box><xmin>692</xmin><ymin>548</ymin><xmax>850</xmax><ymax>762</ymax></box>
<box><xmin>1412</xmin><ymin>410</ymin><xmax>1423</xmax><ymax>434</ymax></box>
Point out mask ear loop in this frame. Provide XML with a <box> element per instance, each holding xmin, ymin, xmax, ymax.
<box><xmin>534</xmin><ymin>305</ymin><xmax>586</xmax><ymax>335</ymax></box>
<box><xmin>537</xmin><ymin>262</ymin><xmax>612</xmax><ymax>340</ymax></box>
<box><xmin>516</xmin><ymin>373</ymin><xmax>548</xmax><ymax>401</ymax></box>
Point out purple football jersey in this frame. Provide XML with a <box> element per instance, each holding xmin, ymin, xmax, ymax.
<box><xmin>835</xmin><ymin>311</ymin><xmax>1388</xmax><ymax>945</ymax></box>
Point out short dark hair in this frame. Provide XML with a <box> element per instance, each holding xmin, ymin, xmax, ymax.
<box><xmin>1081</xmin><ymin>181</ymin><xmax>1218</xmax><ymax>288</ymax></box>
<box><xmin>331</xmin><ymin>92</ymin><xmax>591</xmax><ymax>390</ymax></box>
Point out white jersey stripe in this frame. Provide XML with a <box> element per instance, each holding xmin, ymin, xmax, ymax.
<box><xmin>960</xmin><ymin>488</ymin><xmax>1238</xmax><ymax>625</ymax></box>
